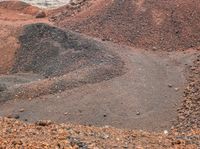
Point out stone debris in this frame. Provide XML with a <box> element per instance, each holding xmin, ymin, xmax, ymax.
<box><xmin>0</xmin><ymin>117</ymin><xmax>199</xmax><ymax>148</ymax></box>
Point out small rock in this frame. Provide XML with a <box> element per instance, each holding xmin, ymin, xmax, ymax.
<box><xmin>7</xmin><ymin>114</ymin><xmax>20</xmax><ymax>119</ymax></box>
<box><xmin>75</xmin><ymin>29</ymin><xmax>80</xmax><ymax>32</ymax></box>
<box><xmin>123</xmin><ymin>144</ymin><xmax>128</xmax><ymax>148</ymax></box>
<box><xmin>136</xmin><ymin>112</ymin><xmax>140</xmax><ymax>115</ymax></box>
<box><xmin>35</xmin><ymin>120</ymin><xmax>52</xmax><ymax>126</ymax></box>
<box><xmin>168</xmin><ymin>84</ymin><xmax>173</xmax><ymax>88</ymax></box>
<box><xmin>35</xmin><ymin>10</ymin><xmax>46</xmax><ymax>18</ymax></box>
<box><xmin>179</xmin><ymin>116</ymin><xmax>185</xmax><ymax>120</ymax></box>
<box><xmin>67</xmin><ymin>136</ymin><xmax>88</xmax><ymax>148</ymax></box>
<box><xmin>104</xmin><ymin>125</ymin><xmax>109</xmax><ymax>128</ymax></box>
<box><xmin>14</xmin><ymin>114</ymin><xmax>20</xmax><ymax>119</ymax></box>
<box><xmin>174</xmin><ymin>88</ymin><xmax>179</xmax><ymax>91</ymax></box>
<box><xmin>103</xmin><ymin>114</ymin><xmax>107</xmax><ymax>117</ymax></box>
<box><xmin>12</xmin><ymin>140</ymin><xmax>23</xmax><ymax>145</ymax></box>
<box><xmin>64</xmin><ymin>112</ymin><xmax>68</xmax><ymax>115</ymax></box>
<box><xmin>19</xmin><ymin>108</ymin><xmax>24</xmax><ymax>112</ymax></box>
<box><xmin>152</xmin><ymin>46</ymin><xmax>157</xmax><ymax>50</ymax></box>
<box><xmin>101</xmin><ymin>134</ymin><xmax>109</xmax><ymax>139</ymax></box>
<box><xmin>164</xmin><ymin>130</ymin><xmax>168</xmax><ymax>135</ymax></box>
<box><xmin>172</xmin><ymin>140</ymin><xmax>181</xmax><ymax>145</ymax></box>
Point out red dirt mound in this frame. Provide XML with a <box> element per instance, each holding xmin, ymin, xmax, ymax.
<box><xmin>0</xmin><ymin>0</ymin><xmax>41</xmax><ymax>15</ymax></box>
<box><xmin>50</xmin><ymin>0</ymin><xmax>200</xmax><ymax>51</ymax></box>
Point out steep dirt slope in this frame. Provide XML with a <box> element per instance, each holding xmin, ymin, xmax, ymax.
<box><xmin>51</xmin><ymin>0</ymin><xmax>200</xmax><ymax>51</ymax></box>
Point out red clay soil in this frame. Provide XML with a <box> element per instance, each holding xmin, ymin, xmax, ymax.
<box><xmin>50</xmin><ymin>0</ymin><xmax>200</xmax><ymax>51</ymax></box>
<box><xmin>0</xmin><ymin>1</ymin><xmax>41</xmax><ymax>15</ymax></box>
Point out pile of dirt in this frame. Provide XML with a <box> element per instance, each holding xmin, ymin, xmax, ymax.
<box><xmin>0</xmin><ymin>1</ymin><xmax>41</xmax><ymax>15</ymax></box>
<box><xmin>50</xmin><ymin>0</ymin><xmax>200</xmax><ymax>51</ymax></box>
<box><xmin>0</xmin><ymin>23</ymin><xmax>125</xmax><ymax>102</ymax></box>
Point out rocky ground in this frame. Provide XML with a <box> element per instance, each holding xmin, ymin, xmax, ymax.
<box><xmin>0</xmin><ymin>117</ymin><xmax>199</xmax><ymax>148</ymax></box>
<box><xmin>0</xmin><ymin>0</ymin><xmax>199</xmax><ymax>148</ymax></box>
<box><xmin>175</xmin><ymin>55</ymin><xmax>200</xmax><ymax>132</ymax></box>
